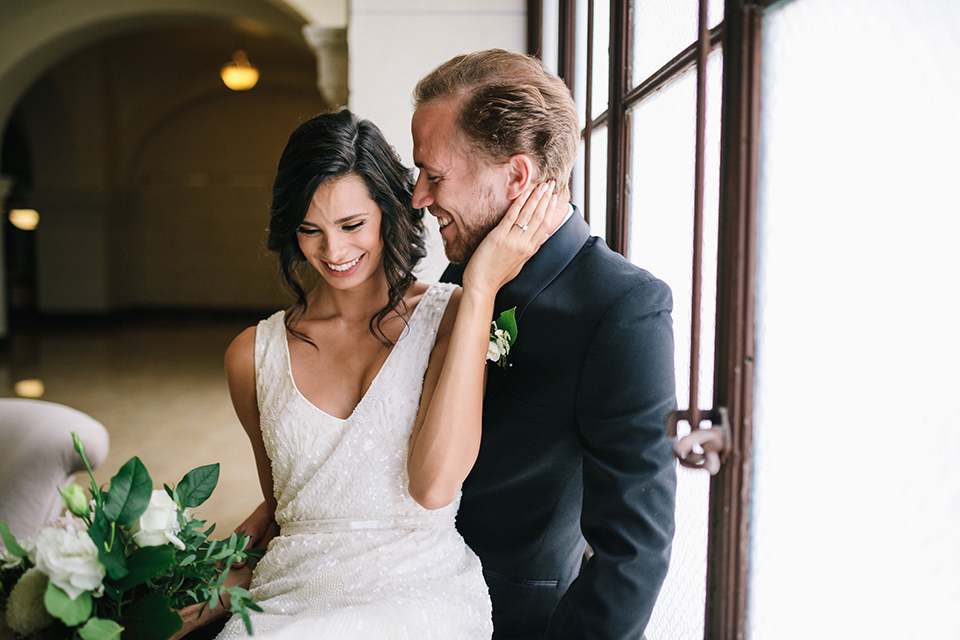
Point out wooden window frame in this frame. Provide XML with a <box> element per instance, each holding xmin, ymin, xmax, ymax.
<box><xmin>528</xmin><ymin>1</ymin><xmax>767</xmax><ymax>638</ymax></box>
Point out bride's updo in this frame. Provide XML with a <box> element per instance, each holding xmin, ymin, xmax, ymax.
<box><xmin>268</xmin><ymin>108</ymin><xmax>428</xmax><ymax>345</ymax></box>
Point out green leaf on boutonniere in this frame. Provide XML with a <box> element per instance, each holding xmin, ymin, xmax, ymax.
<box><xmin>103</xmin><ymin>456</ymin><xmax>152</xmax><ymax>528</ymax></box>
<box><xmin>494</xmin><ymin>307</ymin><xmax>518</xmax><ymax>345</ymax></box>
<box><xmin>45</xmin><ymin>581</ymin><xmax>93</xmax><ymax>626</ymax></box>
<box><xmin>175</xmin><ymin>463</ymin><xmax>220</xmax><ymax>509</ymax></box>
<box><xmin>488</xmin><ymin>307</ymin><xmax>518</xmax><ymax>368</ymax></box>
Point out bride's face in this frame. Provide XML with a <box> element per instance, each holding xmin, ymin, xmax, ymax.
<box><xmin>296</xmin><ymin>174</ymin><xmax>384</xmax><ymax>290</ymax></box>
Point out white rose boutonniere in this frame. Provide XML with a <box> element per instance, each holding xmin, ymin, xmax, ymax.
<box><xmin>487</xmin><ymin>307</ymin><xmax>518</xmax><ymax>368</ymax></box>
<box><xmin>132</xmin><ymin>489</ymin><xmax>186</xmax><ymax>550</ymax></box>
<box><xmin>32</xmin><ymin>527</ymin><xmax>106</xmax><ymax>601</ymax></box>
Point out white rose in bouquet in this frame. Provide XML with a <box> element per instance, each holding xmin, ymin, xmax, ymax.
<box><xmin>32</xmin><ymin>527</ymin><xmax>105</xmax><ymax>601</ymax></box>
<box><xmin>132</xmin><ymin>489</ymin><xmax>186</xmax><ymax>550</ymax></box>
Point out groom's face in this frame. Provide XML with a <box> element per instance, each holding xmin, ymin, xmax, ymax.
<box><xmin>411</xmin><ymin>98</ymin><xmax>510</xmax><ymax>264</ymax></box>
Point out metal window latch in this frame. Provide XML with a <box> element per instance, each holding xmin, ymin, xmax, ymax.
<box><xmin>666</xmin><ymin>406</ymin><xmax>731</xmax><ymax>475</ymax></box>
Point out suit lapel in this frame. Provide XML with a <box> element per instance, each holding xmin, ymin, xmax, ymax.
<box><xmin>488</xmin><ymin>209</ymin><xmax>590</xmax><ymax>399</ymax></box>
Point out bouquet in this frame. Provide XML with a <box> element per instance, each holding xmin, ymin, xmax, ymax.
<box><xmin>0</xmin><ymin>433</ymin><xmax>263</xmax><ymax>640</ymax></box>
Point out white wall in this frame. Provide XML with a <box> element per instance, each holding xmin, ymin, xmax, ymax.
<box><xmin>749</xmin><ymin>1</ymin><xmax>960</xmax><ymax>638</ymax></box>
<box><xmin>347</xmin><ymin>0</ymin><xmax>527</xmax><ymax>282</ymax></box>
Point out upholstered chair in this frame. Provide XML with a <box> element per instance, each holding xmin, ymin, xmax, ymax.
<box><xmin>0</xmin><ymin>399</ymin><xmax>109</xmax><ymax>540</ymax></box>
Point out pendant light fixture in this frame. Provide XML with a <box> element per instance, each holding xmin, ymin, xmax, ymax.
<box><xmin>220</xmin><ymin>50</ymin><xmax>259</xmax><ymax>91</ymax></box>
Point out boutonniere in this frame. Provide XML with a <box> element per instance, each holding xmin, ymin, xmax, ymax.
<box><xmin>487</xmin><ymin>307</ymin><xmax>518</xmax><ymax>368</ymax></box>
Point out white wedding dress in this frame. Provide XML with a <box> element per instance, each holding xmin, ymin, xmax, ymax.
<box><xmin>216</xmin><ymin>283</ymin><xmax>492</xmax><ymax>639</ymax></box>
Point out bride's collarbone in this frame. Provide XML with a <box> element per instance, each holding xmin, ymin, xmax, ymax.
<box><xmin>287</xmin><ymin>323</ymin><xmax>398</xmax><ymax>418</ymax></box>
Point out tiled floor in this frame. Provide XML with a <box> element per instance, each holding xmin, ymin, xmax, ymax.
<box><xmin>0</xmin><ymin>314</ymin><xmax>266</xmax><ymax>535</ymax></box>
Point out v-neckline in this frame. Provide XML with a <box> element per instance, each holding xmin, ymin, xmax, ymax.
<box><xmin>282</xmin><ymin>285</ymin><xmax>432</xmax><ymax>422</ymax></box>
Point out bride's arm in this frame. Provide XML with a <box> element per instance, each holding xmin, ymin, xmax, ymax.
<box><xmin>407</xmin><ymin>181</ymin><xmax>557</xmax><ymax>510</ymax></box>
<box><xmin>171</xmin><ymin>329</ymin><xmax>278</xmax><ymax>638</ymax></box>
<box><xmin>225</xmin><ymin>327</ymin><xmax>278</xmax><ymax>517</ymax></box>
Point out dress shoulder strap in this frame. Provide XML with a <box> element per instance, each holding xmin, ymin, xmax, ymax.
<box><xmin>254</xmin><ymin>310</ymin><xmax>288</xmax><ymax>412</ymax></box>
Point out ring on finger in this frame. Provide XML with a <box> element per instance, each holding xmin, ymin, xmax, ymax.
<box><xmin>515</xmin><ymin>223</ymin><xmax>529</xmax><ymax>231</ymax></box>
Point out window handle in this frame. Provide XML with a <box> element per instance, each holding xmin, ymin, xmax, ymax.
<box><xmin>666</xmin><ymin>406</ymin><xmax>731</xmax><ymax>475</ymax></box>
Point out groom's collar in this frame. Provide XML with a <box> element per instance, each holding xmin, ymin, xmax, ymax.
<box><xmin>493</xmin><ymin>204</ymin><xmax>589</xmax><ymax>321</ymax></box>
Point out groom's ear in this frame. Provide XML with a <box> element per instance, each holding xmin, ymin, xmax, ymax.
<box><xmin>504</xmin><ymin>154</ymin><xmax>538</xmax><ymax>199</ymax></box>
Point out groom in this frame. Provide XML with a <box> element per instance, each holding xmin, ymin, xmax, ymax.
<box><xmin>412</xmin><ymin>49</ymin><xmax>677</xmax><ymax>639</ymax></box>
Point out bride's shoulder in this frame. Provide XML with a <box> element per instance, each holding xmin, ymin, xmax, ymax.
<box><xmin>434</xmin><ymin>286</ymin><xmax>462</xmax><ymax>340</ymax></box>
<box><xmin>225</xmin><ymin>326</ymin><xmax>256</xmax><ymax>367</ymax></box>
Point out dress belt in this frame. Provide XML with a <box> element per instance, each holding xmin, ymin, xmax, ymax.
<box><xmin>280</xmin><ymin>513</ymin><xmax>454</xmax><ymax>535</ymax></box>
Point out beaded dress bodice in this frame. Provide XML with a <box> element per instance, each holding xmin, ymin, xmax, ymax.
<box><xmin>256</xmin><ymin>282</ymin><xmax>459</xmax><ymax>532</ymax></box>
<box><xmin>216</xmin><ymin>283</ymin><xmax>491</xmax><ymax>640</ymax></box>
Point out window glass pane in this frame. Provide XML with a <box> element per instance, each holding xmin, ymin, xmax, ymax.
<box><xmin>587</xmin><ymin>125</ymin><xmax>607</xmax><ymax>240</ymax></box>
<box><xmin>542</xmin><ymin>0</ymin><xmax>560</xmax><ymax>76</ymax></box>
<box><xmin>750</xmin><ymin>1</ymin><xmax>960</xmax><ymax>638</ymax></box>
<box><xmin>591</xmin><ymin>0</ymin><xmax>610</xmax><ymax>118</ymax></box>
<box><xmin>631</xmin><ymin>0</ymin><xmax>724</xmax><ymax>87</ymax></box>
<box><xmin>628</xmin><ymin>49</ymin><xmax>722</xmax><ymax>640</ymax></box>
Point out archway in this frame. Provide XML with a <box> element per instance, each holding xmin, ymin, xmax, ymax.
<box><xmin>0</xmin><ymin>0</ymin><xmax>344</xmax><ymax>335</ymax></box>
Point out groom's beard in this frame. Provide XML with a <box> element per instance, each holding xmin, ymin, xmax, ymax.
<box><xmin>433</xmin><ymin>190</ymin><xmax>502</xmax><ymax>264</ymax></box>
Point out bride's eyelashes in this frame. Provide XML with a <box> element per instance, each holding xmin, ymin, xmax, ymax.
<box><xmin>296</xmin><ymin>221</ymin><xmax>365</xmax><ymax>235</ymax></box>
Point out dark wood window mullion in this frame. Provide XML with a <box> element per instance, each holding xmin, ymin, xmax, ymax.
<box><xmin>527</xmin><ymin>0</ymin><xmax>543</xmax><ymax>57</ymax></box>
<box><xmin>558</xmin><ymin>0</ymin><xmax>577</xmax><ymax>91</ymax></box>
<box><xmin>605</xmin><ymin>0</ymin><xmax>631</xmax><ymax>256</ymax></box>
<box><xmin>706</xmin><ymin>1</ymin><xmax>763</xmax><ymax>638</ymax></box>
<box><xmin>622</xmin><ymin>25</ymin><xmax>724</xmax><ymax>112</ymax></box>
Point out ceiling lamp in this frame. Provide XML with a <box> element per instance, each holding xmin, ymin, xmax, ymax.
<box><xmin>14</xmin><ymin>379</ymin><xmax>45</xmax><ymax>398</ymax></box>
<box><xmin>9</xmin><ymin>208</ymin><xmax>39</xmax><ymax>231</ymax></box>
<box><xmin>220</xmin><ymin>50</ymin><xmax>259</xmax><ymax>91</ymax></box>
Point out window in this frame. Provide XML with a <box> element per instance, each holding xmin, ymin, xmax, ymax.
<box><xmin>533</xmin><ymin>1</ymin><xmax>763</xmax><ymax>638</ymax></box>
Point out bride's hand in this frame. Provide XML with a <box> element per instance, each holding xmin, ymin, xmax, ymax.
<box><xmin>462</xmin><ymin>180</ymin><xmax>557</xmax><ymax>298</ymax></box>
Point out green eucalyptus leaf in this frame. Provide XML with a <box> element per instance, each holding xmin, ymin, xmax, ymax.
<box><xmin>0</xmin><ymin>521</ymin><xmax>28</xmax><ymax>558</ymax></box>
<box><xmin>118</xmin><ymin>591</ymin><xmax>183</xmax><ymax>640</ymax></box>
<box><xmin>44</xmin><ymin>581</ymin><xmax>93</xmax><ymax>626</ymax></box>
<box><xmin>103</xmin><ymin>457</ymin><xmax>153</xmax><ymax>527</ymax></box>
<box><xmin>79</xmin><ymin>617</ymin><xmax>124</xmax><ymax>640</ymax></box>
<box><xmin>114</xmin><ymin>545</ymin><xmax>176</xmax><ymax>591</ymax></box>
<box><xmin>176</xmin><ymin>464</ymin><xmax>220</xmax><ymax>509</ymax></box>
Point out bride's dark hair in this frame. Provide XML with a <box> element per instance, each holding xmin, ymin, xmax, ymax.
<box><xmin>268</xmin><ymin>108</ymin><xmax>427</xmax><ymax>345</ymax></box>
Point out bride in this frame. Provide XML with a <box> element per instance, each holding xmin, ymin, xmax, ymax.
<box><xmin>176</xmin><ymin>108</ymin><xmax>554</xmax><ymax>639</ymax></box>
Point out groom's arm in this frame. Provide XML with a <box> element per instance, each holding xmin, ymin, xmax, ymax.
<box><xmin>546</xmin><ymin>277</ymin><xmax>678</xmax><ymax>640</ymax></box>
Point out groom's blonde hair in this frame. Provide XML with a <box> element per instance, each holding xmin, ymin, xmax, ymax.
<box><xmin>414</xmin><ymin>49</ymin><xmax>580</xmax><ymax>201</ymax></box>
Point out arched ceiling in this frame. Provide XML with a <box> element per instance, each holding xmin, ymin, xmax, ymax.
<box><xmin>0</xmin><ymin>0</ymin><xmax>338</xmax><ymax>133</ymax></box>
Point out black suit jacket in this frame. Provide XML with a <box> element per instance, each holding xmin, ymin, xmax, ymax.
<box><xmin>441</xmin><ymin>209</ymin><xmax>677</xmax><ymax>640</ymax></box>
